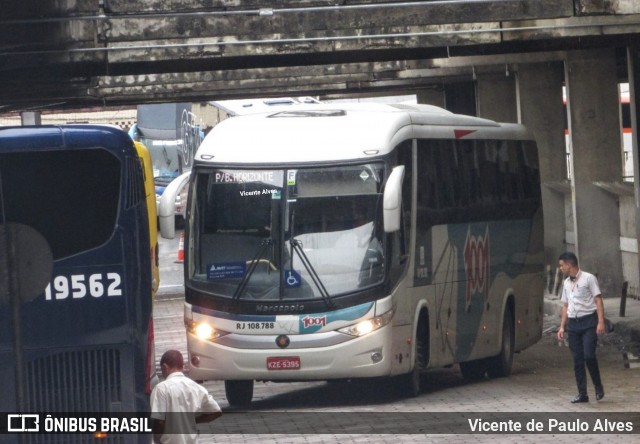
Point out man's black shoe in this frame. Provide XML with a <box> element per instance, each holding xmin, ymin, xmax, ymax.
<box><xmin>595</xmin><ymin>387</ymin><xmax>604</xmax><ymax>401</ymax></box>
<box><xmin>571</xmin><ymin>394</ymin><xmax>589</xmax><ymax>403</ymax></box>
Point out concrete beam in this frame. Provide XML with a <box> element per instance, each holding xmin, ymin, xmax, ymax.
<box><xmin>3</xmin><ymin>15</ymin><xmax>639</xmax><ymax>80</ymax></box>
<box><xmin>502</xmin><ymin>15</ymin><xmax>640</xmax><ymax>43</ymax></box>
<box><xmin>104</xmin><ymin>1</ymin><xmax>574</xmax><ymax>32</ymax></box>
<box><xmin>83</xmin><ymin>62</ymin><xmax>397</xmax><ymax>87</ymax></box>
<box><xmin>0</xmin><ymin>59</ymin><xmax>479</xmax><ymax>106</ymax></box>
<box><xmin>2</xmin><ymin>5</ymin><xmax>640</xmax><ymax>110</ymax></box>
<box><xmin>102</xmin><ymin>23</ymin><xmax>501</xmax><ymax>64</ymax></box>
<box><xmin>2</xmin><ymin>0</ymin><xmax>97</xmax><ymax>18</ymax></box>
<box><xmin>575</xmin><ymin>0</ymin><xmax>640</xmax><ymax>15</ymax></box>
<box><xmin>101</xmin><ymin>1</ymin><xmax>572</xmax><ymax>42</ymax></box>
<box><xmin>2</xmin><ymin>0</ymin><xmax>572</xmax><ymax>56</ymax></box>
<box><xmin>90</xmin><ymin>66</ymin><xmax>475</xmax><ymax>104</ymax></box>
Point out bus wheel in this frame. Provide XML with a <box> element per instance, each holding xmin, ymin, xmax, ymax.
<box><xmin>225</xmin><ymin>380</ymin><xmax>254</xmax><ymax>407</ymax></box>
<box><xmin>487</xmin><ymin>308</ymin><xmax>515</xmax><ymax>378</ymax></box>
<box><xmin>459</xmin><ymin>359</ymin><xmax>486</xmax><ymax>381</ymax></box>
<box><xmin>400</xmin><ymin>361</ymin><xmax>421</xmax><ymax>398</ymax></box>
<box><xmin>400</xmin><ymin>319</ymin><xmax>427</xmax><ymax>397</ymax></box>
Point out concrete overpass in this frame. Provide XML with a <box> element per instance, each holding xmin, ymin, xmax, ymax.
<box><xmin>3</xmin><ymin>0</ymin><xmax>640</xmax><ymax>299</ymax></box>
<box><xmin>0</xmin><ymin>1</ymin><xmax>639</xmax><ymax>108</ymax></box>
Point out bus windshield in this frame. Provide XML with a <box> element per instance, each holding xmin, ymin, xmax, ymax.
<box><xmin>190</xmin><ymin>163</ymin><xmax>386</xmax><ymax>301</ymax></box>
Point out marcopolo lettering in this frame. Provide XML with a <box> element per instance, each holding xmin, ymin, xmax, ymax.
<box><xmin>256</xmin><ymin>304</ymin><xmax>305</xmax><ymax>313</ymax></box>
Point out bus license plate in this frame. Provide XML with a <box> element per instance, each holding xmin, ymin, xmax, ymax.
<box><xmin>267</xmin><ymin>356</ymin><xmax>301</xmax><ymax>370</ymax></box>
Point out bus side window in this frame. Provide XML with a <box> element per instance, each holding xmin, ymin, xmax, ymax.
<box><xmin>479</xmin><ymin>140</ymin><xmax>499</xmax><ymax>205</ymax></box>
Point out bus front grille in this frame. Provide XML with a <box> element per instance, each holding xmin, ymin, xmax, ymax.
<box><xmin>25</xmin><ymin>348</ymin><xmax>122</xmax><ymax>412</ymax></box>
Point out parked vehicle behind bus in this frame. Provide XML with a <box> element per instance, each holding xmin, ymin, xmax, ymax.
<box><xmin>0</xmin><ymin>125</ymin><xmax>155</xmax><ymax>443</ymax></box>
<box><xmin>165</xmin><ymin>103</ymin><xmax>544</xmax><ymax>406</ymax></box>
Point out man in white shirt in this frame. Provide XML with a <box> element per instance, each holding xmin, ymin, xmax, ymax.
<box><xmin>151</xmin><ymin>350</ymin><xmax>222</xmax><ymax>444</ymax></box>
<box><xmin>556</xmin><ymin>252</ymin><xmax>606</xmax><ymax>404</ymax></box>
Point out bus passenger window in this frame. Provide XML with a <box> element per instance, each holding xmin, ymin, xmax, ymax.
<box><xmin>1</xmin><ymin>150</ymin><xmax>119</xmax><ymax>259</ymax></box>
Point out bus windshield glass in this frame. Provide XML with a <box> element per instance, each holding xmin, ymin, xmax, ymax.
<box><xmin>191</xmin><ymin>164</ymin><xmax>386</xmax><ymax>301</ymax></box>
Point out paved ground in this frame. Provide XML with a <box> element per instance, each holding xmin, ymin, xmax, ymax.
<box><xmin>153</xmin><ymin>296</ymin><xmax>640</xmax><ymax>443</ymax></box>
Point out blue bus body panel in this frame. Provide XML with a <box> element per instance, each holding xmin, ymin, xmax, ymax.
<box><xmin>0</xmin><ymin>125</ymin><xmax>152</xmax><ymax>435</ymax></box>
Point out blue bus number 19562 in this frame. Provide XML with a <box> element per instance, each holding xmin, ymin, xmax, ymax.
<box><xmin>44</xmin><ymin>273</ymin><xmax>123</xmax><ymax>300</ymax></box>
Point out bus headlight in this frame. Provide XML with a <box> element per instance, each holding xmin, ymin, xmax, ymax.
<box><xmin>338</xmin><ymin>308</ymin><xmax>395</xmax><ymax>337</ymax></box>
<box><xmin>185</xmin><ymin>318</ymin><xmax>229</xmax><ymax>341</ymax></box>
<box><xmin>195</xmin><ymin>323</ymin><xmax>214</xmax><ymax>340</ymax></box>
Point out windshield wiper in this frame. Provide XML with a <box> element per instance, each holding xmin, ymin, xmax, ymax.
<box><xmin>233</xmin><ymin>238</ymin><xmax>273</xmax><ymax>301</ymax></box>
<box><xmin>290</xmin><ymin>239</ymin><xmax>335</xmax><ymax>309</ymax></box>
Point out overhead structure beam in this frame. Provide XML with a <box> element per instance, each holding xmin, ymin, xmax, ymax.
<box><xmin>1</xmin><ymin>0</ymin><xmax>640</xmax><ymax>111</ymax></box>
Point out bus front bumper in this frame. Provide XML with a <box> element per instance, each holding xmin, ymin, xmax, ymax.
<box><xmin>186</xmin><ymin>326</ymin><xmax>393</xmax><ymax>381</ymax></box>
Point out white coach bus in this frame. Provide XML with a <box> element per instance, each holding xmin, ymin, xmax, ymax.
<box><xmin>176</xmin><ymin>103</ymin><xmax>544</xmax><ymax>406</ymax></box>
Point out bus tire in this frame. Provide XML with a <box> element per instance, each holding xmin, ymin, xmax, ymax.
<box><xmin>225</xmin><ymin>380</ymin><xmax>254</xmax><ymax>407</ymax></box>
<box><xmin>487</xmin><ymin>307</ymin><xmax>515</xmax><ymax>378</ymax></box>
<box><xmin>400</xmin><ymin>316</ymin><xmax>428</xmax><ymax>397</ymax></box>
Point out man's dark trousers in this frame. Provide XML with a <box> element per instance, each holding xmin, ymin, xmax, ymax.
<box><xmin>567</xmin><ymin>311</ymin><xmax>602</xmax><ymax>396</ymax></box>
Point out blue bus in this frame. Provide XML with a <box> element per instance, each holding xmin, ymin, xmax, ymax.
<box><xmin>0</xmin><ymin>125</ymin><xmax>154</xmax><ymax>442</ymax></box>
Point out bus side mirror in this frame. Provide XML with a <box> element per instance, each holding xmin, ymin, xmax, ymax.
<box><xmin>383</xmin><ymin>165</ymin><xmax>405</xmax><ymax>233</ymax></box>
<box><xmin>159</xmin><ymin>172</ymin><xmax>191</xmax><ymax>239</ymax></box>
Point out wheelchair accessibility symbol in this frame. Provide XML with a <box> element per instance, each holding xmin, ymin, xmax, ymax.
<box><xmin>285</xmin><ymin>270</ymin><xmax>301</xmax><ymax>288</ymax></box>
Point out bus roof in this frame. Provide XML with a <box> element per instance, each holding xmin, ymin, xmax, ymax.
<box><xmin>195</xmin><ymin>103</ymin><xmax>531</xmax><ymax>165</ymax></box>
<box><xmin>0</xmin><ymin>124</ymin><xmax>133</xmax><ymax>154</ymax></box>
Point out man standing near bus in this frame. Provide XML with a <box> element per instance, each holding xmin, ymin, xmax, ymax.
<box><xmin>556</xmin><ymin>252</ymin><xmax>606</xmax><ymax>403</ymax></box>
<box><xmin>151</xmin><ymin>350</ymin><xmax>222</xmax><ymax>444</ymax></box>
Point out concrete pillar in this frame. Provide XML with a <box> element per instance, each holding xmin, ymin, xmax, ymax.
<box><xmin>416</xmin><ymin>88</ymin><xmax>445</xmax><ymax>108</ymax></box>
<box><xmin>628</xmin><ymin>46</ymin><xmax>640</xmax><ymax>296</ymax></box>
<box><xmin>444</xmin><ymin>81</ymin><xmax>476</xmax><ymax>116</ymax></box>
<box><xmin>564</xmin><ymin>48</ymin><xmax>623</xmax><ymax>297</ymax></box>
<box><xmin>517</xmin><ymin>62</ymin><xmax>567</xmax><ymax>268</ymax></box>
<box><xmin>20</xmin><ymin>111</ymin><xmax>41</xmax><ymax>126</ymax></box>
<box><xmin>476</xmin><ymin>72</ymin><xmax>517</xmax><ymax>123</ymax></box>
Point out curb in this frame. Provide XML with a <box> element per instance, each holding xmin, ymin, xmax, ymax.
<box><xmin>156</xmin><ymin>285</ymin><xmax>185</xmax><ymax>300</ymax></box>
